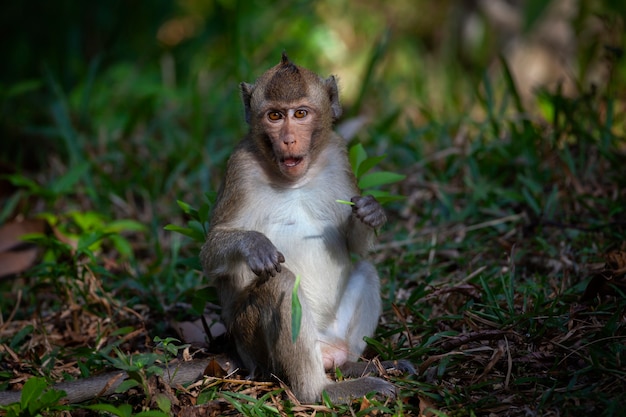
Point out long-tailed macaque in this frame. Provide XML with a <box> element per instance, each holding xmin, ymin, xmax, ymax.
<box><xmin>200</xmin><ymin>53</ymin><xmax>411</xmax><ymax>404</ymax></box>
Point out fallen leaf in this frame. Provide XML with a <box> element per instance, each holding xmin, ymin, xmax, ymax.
<box><xmin>204</xmin><ymin>358</ymin><xmax>227</xmax><ymax>378</ymax></box>
<box><xmin>0</xmin><ymin>249</ymin><xmax>39</xmax><ymax>278</ymax></box>
<box><xmin>419</xmin><ymin>395</ymin><xmax>438</xmax><ymax>417</ymax></box>
<box><xmin>358</xmin><ymin>395</ymin><xmax>372</xmax><ymax>412</ymax></box>
<box><xmin>0</xmin><ymin>219</ymin><xmax>46</xmax><ymax>252</ymax></box>
<box><xmin>0</xmin><ymin>219</ymin><xmax>46</xmax><ymax>278</ymax></box>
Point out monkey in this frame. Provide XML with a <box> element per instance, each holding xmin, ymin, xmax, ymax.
<box><xmin>200</xmin><ymin>53</ymin><xmax>413</xmax><ymax>404</ymax></box>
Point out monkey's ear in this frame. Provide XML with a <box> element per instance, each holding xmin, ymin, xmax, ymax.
<box><xmin>325</xmin><ymin>75</ymin><xmax>342</xmax><ymax>121</ymax></box>
<box><xmin>240</xmin><ymin>82</ymin><xmax>255</xmax><ymax>124</ymax></box>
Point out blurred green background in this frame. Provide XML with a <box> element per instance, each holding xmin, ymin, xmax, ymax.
<box><xmin>3</xmin><ymin>0</ymin><xmax>624</xmax><ymax>179</ymax></box>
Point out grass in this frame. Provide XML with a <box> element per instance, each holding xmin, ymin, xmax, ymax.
<box><xmin>1</xmin><ymin>1</ymin><xmax>626</xmax><ymax>416</ymax></box>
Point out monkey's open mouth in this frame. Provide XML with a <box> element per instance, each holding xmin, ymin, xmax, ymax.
<box><xmin>281</xmin><ymin>157</ymin><xmax>303</xmax><ymax>168</ymax></box>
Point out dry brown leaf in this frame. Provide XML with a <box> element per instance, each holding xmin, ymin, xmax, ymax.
<box><xmin>0</xmin><ymin>219</ymin><xmax>46</xmax><ymax>278</ymax></box>
<box><xmin>0</xmin><ymin>219</ymin><xmax>46</xmax><ymax>252</ymax></box>
<box><xmin>204</xmin><ymin>358</ymin><xmax>227</xmax><ymax>378</ymax></box>
<box><xmin>358</xmin><ymin>395</ymin><xmax>373</xmax><ymax>412</ymax></box>
<box><xmin>0</xmin><ymin>249</ymin><xmax>38</xmax><ymax>278</ymax></box>
<box><xmin>418</xmin><ymin>395</ymin><xmax>438</xmax><ymax>417</ymax></box>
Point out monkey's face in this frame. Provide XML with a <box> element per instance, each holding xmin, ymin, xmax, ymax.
<box><xmin>241</xmin><ymin>54</ymin><xmax>341</xmax><ymax>182</ymax></box>
<box><xmin>261</xmin><ymin>104</ymin><xmax>317</xmax><ymax>180</ymax></box>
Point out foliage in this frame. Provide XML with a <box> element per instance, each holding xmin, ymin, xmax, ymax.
<box><xmin>0</xmin><ymin>377</ymin><xmax>68</xmax><ymax>417</ymax></box>
<box><xmin>0</xmin><ymin>0</ymin><xmax>625</xmax><ymax>416</ymax></box>
<box><xmin>349</xmin><ymin>143</ymin><xmax>406</xmax><ymax>204</ymax></box>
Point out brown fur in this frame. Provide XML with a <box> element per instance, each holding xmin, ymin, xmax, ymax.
<box><xmin>200</xmin><ymin>55</ymin><xmax>411</xmax><ymax>404</ymax></box>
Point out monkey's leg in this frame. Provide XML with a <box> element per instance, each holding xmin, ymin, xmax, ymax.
<box><xmin>320</xmin><ymin>261</ymin><xmax>381</xmax><ymax>368</ymax></box>
<box><xmin>319</xmin><ymin>261</ymin><xmax>416</xmax><ymax>378</ymax></box>
<box><xmin>230</xmin><ymin>271</ymin><xmax>330</xmax><ymax>403</ymax></box>
<box><xmin>230</xmin><ymin>270</ymin><xmax>397</xmax><ymax>404</ymax></box>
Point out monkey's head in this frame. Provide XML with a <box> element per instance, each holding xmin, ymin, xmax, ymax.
<box><xmin>240</xmin><ymin>53</ymin><xmax>342</xmax><ymax>182</ymax></box>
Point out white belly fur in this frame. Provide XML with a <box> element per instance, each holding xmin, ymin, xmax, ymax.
<box><xmin>238</xmin><ymin>185</ymin><xmax>353</xmax><ymax>329</ymax></box>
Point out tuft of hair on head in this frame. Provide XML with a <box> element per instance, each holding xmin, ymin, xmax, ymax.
<box><xmin>277</xmin><ymin>51</ymin><xmax>299</xmax><ymax>75</ymax></box>
<box><xmin>264</xmin><ymin>52</ymin><xmax>305</xmax><ymax>101</ymax></box>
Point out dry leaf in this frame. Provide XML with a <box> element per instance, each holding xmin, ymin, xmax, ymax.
<box><xmin>358</xmin><ymin>395</ymin><xmax>372</xmax><ymax>412</ymax></box>
<box><xmin>204</xmin><ymin>358</ymin><xmax>227</xmax><ymax>378</ymax></box>
<box><xmin>419</xmin><ymin>395</ymin><xmax>438</xmax><ymax>417</ymax></box>
<box><xmin>0</xmin><ymin>219</ymin><xmax>46</xmax><ymax>278</ymax></box>
<box><xmin>0</xmin><ymin>219</ymin><xmax>46</xmax><ymax>252</ymax></box>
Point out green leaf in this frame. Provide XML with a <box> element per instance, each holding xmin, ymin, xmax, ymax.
<box><xmin>86</xmin><ymin>403</ymin><xmax>133</xmax><ymax>417</ymax></box>
<box><xmin>356</xmin><ymin>155</ymin><xmax>386</xmax><ymax>178</ymax></box>
<box><xmin>349</xmin><ymin>143</ymin><xmax>367</xmax><ymax>174</ymax></box>
<box><xmin>188</xmin><ymin>220</ymin><xmax>207</xmax><ymax>241</ymax></box>
<box><xmin>109</xmin><ymin>235</ymin><xmax>134</xmax><ymax>257</ymax></box>
<box><xmin>147</xmin><ymin>365</ymin><xmax>164</xmax><ymax>377</ymax></box>
<box><xmin>198</xmin><ymin>202</ymin><xmax>212</xmax><ymax>225</ymax></box>
<box><xmin>164</xmin><ymin>224</ymin><xmax>205</xmax><ymax>242</ymax></box>
<box><xmin>70</xmin><ymin>210</ymin><xmax>104</xmax><ymax>231</ymax></box>
<box><xmin>358</xmin><ymin>171</ymin><xmax>406</xmax><ymax>189</ymax></box>
<box><xmin>134</xmin><ymin>353</ymin><xmax>159</xmax><ymax>367</ymax></box>
<box><xmin>77</xmin><ymin>231</ymin><xmax>106</xmax><ymax>252</ymax></box>
<box><xmin>5</xmin><ymin>174</ymin><xmax>46</xmax><ymax>195</ymax></box>
<box><xmin>115</xmin><ymin>379</ymin><xmax>140</xmax><ymax>394</ymax></box>
<box><xmin>364</xmin><ymin>190</ymin><xmax>405</xmax><ymax>204</ymax></box>
<box><xmin>291</xmin><ymin>275</ymin><xmax>303</xmax><ymax>343</ymax></box>
<box><xmin>38</xmin><ymin>388</ymin><xmax>67</xmax><ymax>407</ymax></box>
<box><xmin>9</xmin><ymin>325</ymin><xmax>34</xmax><ymax>350</ymax></box>
<box><xmin>49</xmin><ymin>161</ymin><xmax>91</xmax><ymax>195</ymax></box>
<box><xmin>154</xmin><ymin>393</ymin><xmax>172</xmax><ymax>414</ymax></box>
<box><xmin>176</xmin><ymin>200</ymin><xmax>198</xmax><ymax>218</ymax></box>
<box><xmin>191</xmin><ymin>286</ymin><xmax>219</xmax><ymax>312</ymax></box>
<box><xmin>135</xmin><ymin>410</ymin><xmax>171</xmax><ymax>417</ymax></box>
<box><xmin>20</xmin><ymin>377</ymin><xmax>46</xmax><ymax>410</ymax></box>
<box><xmin>4</xmin><ymin>79</ymin><xmax>42</xmax><ymax>98</ymax></box>
<box><xmin>105</xmin><ymin>219</ymin><xmax>147</xmax><ymax>233</ymax></box>
<box><xmin>522</xmin><ymin>0</ymin><xmax>551</xmax><ymax>32</ymax></box>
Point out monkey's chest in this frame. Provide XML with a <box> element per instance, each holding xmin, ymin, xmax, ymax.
<box><xmin>261</xmin><ymin>209</ymin><xmax>352</xmax><ymax>325</ymax></box>
<box><xmin>264</xmin><ymin>212</ymin><xmax>349</xmax><ymax>268</ymax></box>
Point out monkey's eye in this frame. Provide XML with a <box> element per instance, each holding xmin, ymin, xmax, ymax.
<box><xmin>268</xmin><ymin>111</ymin><xmax>282</xmax><ymax>121</ymax></box>
<box><xmin>294</xmin><ymin>109</ymin><xmax>308</xmax><ymax>119</ymax></box>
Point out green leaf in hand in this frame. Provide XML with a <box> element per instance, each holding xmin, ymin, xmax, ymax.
<box><xmin>291</xmin><ymin>275</ymin><xmax>302</xmax><ymax>343</ymax></box>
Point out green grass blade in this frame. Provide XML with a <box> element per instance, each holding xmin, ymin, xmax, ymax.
<box><xmin>291</xmin><ymin>275</ymin><xmax>302</xmax><ymax>343</ymax></box>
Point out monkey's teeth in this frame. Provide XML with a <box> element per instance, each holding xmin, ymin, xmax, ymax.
<box><xmin>283</xmin><ymin>158</ymin><xmax>302</xmax><ymax>167</ymax></box>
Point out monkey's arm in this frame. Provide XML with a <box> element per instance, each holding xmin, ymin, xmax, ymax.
<box><xmin>344</xmin><ymin>195</ymin><xmax>386</xmax><ymax>255</ymax></box>
<box><xmin>202</xmin><ymin>229</ymin><xmax>285</xmax><ymax>278</ymax></box>
<box><xmin>0</xmin><ymin>359</ymin><xmax>212</xmax><ymax>406</ymax></box>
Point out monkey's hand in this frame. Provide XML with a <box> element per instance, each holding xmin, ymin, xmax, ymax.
<box><xmin>350</xmin><ymin>195</ymin><xmax>386</xmax><ymax>229</ymax></box>
<box><xmin>242</xmin><ymin>231</ymin><xmax>285</xmax><ymax>278</ymax></box>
